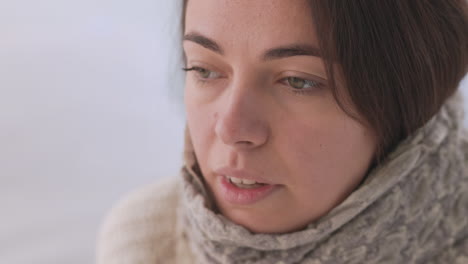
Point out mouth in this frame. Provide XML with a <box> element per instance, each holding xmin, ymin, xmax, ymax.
<box><xmin>217</xmin><ymin>175</ymin><xmax>280</xmax><ymax>205</ymax></box>
<box><xmin>224</xmin><ymin>175</ymin><xmax>268</xmax><ymax>189</ymax></box>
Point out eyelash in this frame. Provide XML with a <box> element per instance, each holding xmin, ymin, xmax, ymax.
<box><xmin>183</xmin><ymin>67</ymin><xmax>220</xmax><ymax>83</ymax></box>
<box><xmin>182</xmin><ymin>66</ymin><xmax>323</xmax><ymax>95</ymax></box>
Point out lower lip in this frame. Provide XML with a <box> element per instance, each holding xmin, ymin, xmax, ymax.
<box><xmin>217</xmin><ymin>176</ymin><xmax>280</xmax><ymax>205</ymax></box>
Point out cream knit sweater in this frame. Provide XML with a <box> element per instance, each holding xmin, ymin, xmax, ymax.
<box><xmin>97</xmin><ymin>91</ymin><xmax>468</xmax><ymax>263</ymax></box>
<box><xmin>96</xmin><ymin>177</ymin><xmax>191</xmax><ymax>263</ymax></box>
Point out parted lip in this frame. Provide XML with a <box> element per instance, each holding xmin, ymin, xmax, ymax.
<box><xmin>214</xmin><ymin>167</ymin><xmax>275</xmax><ymax>185</ymax></box>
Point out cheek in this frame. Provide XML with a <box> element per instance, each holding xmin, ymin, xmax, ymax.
<box><xmin>185</xmin><ymin>83</ymin><xmax>211</xmax><ymax>132</ymax></box>
<box><xmin>277</xmin><ymin>113</ymin><xmax>375</xmax><ymax>188</ymax></box>
<box><xmin>185</xmin><ymin>87</ymin><xmax>216</xmax><ymax>169</ymax></box>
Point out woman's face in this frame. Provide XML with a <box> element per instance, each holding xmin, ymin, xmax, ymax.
<box><xmin>184</xmin><ymin>0</ymin><xmax>377</xmax><ymax>233</ymax></box>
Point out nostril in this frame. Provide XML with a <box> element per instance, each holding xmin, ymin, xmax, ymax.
<box><xmin>234</xmin><ymin>141</ymin><xmax>256</xmax><ymax>149</ymax></box>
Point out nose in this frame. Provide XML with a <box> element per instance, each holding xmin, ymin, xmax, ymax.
<box><xmin>214</xmin><ymin>83</ymin><xmax>270</xmax><ymax>150</ymax></box>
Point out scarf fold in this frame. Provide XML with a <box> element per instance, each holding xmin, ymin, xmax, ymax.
<box><xmin>180</xmin><ymin>91</ymin><xmax>468</xmax><ymax>264</ymax></box>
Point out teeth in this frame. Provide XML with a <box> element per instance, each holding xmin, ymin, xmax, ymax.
<box><xmin>227</xmin><ymin>176</ymin><xmax>258</xmax><ymax>185</ymax></box>
<box><xmin>242</xmin><ymin>179</ymin><xmax>256</xmax><ymax>185</ymax></box>
<box><xmin>230</xmin><ymin>177</ymin><xmax>243</xmax><ymax>184</ymax></box>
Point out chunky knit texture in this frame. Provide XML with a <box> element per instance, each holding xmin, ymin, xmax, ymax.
<box><xmin>97</xmin><ymin>91</ymin><xmax>468</xmax><ymax>264</ymax></box>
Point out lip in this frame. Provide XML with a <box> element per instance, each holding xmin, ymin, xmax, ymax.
<box><xmin>217</xmin><ymin>176</ymin><xmax>280</xmax><ymax>205</ymax></box>
<box><xmin>214</xmin><ymin>167</ymin><xmax>273</xmax><ymax>184</ymax></box>
<box><xmin>214</xmin><ymin>167</ymin><xmax>281</xmax><ymax>205</ymax></box>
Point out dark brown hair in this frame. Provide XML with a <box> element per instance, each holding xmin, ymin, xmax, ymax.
<box><xmin>182</xmin><ymin>0</ymin><xmax>468</xmax><ymax>162</ymax></box>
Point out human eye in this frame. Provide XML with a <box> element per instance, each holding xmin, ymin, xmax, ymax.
<box><xmin>280</xmin><ymin>76</ymin><xmax>323</xmax><ymax>95</ymax></box>
<box><xmin>183</xmin><ymin>66</ymin><xmax>221</xmax><ymax>80</ymax></box>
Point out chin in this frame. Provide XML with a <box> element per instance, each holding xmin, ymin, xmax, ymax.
<box><xmin>219</xmin><ymin>206</ymin><xmax>309</xmax><ymax>234</ymax></box>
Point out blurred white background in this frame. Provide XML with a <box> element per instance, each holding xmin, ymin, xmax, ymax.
<box><xmin>0</xmin><ymin>1</ymin><xmax>467</xmax><ymax>263</ymax></box>
<box><xmin>0</xmin><ymin>1</ymin><xmax>185</xmax><ymax>263</ymax></box>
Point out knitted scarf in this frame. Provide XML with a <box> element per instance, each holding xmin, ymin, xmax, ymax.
<box><xmin>180</xmin><ymin>91</ymin><xmax>468</xmax><ymax>264</ymax></box>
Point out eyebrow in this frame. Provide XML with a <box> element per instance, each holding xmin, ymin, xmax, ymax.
<box><xmin>183</xmin><ymin>32</ymin><xmax>224</xmax><ymax>55</ymax></box>
<box><xmin>183</xmin><ymin>32</ymin><xmax>321</xmax><ymax>60</ymax></box>
<box><xmin>263</xmin><ymin>44</ymin><xmax>321</xmax><ymax>60</ymax></box>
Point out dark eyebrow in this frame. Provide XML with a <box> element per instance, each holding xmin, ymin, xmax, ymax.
<box><xmin>263</xmin><ymin>45</ymin><xmax>322</xmax><ymax>60</ymax></box>
<box><xmin>183</xmin><ymin>32</ymin><xmax>321</xmax><ymax>60</ymax></box>
<box><xmin>183</xmin><ymin>32</ymin><xmax>224</xmax><ymax>55</ymax></box>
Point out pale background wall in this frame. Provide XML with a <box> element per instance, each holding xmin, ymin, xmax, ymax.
<box><xmin>0</xmin><ymin>1</ymin><xmax>185</xmax><ymax>264</ymax></box>
<box><xmin>0</xmin><ymin>1</ymin><xmax>467</xmax><ymax>263</ymax></box>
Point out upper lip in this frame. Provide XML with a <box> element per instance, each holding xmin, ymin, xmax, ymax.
<box><xmin>214</xmin><ymin>167</ymin><xmax>275</xmax><ymax>185</ymax></box>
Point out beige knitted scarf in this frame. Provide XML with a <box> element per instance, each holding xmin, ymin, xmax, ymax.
<box><xmin>180</xmin><ymin>91</ymin><xmax>468</xmax><ymax>264</ymax></box>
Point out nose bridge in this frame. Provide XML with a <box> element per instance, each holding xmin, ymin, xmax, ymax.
<box><xmin>225</xmin><ymin>78</ymin><xmax>258</xmax><ymax>119</ymax></box>
<box><xmin>214</xmin><ymin>75</ymin><xmax>269</xmax><ymax>149</ymax></box>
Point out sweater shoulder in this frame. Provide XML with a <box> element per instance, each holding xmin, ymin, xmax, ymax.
<box><xmin>96</xmin><ymin>176</ymin><xmax>182</xmax><ymax>264</ymax></box>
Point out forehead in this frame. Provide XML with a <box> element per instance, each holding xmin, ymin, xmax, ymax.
<box><xmin>184</xmin><ymin>0</ymin><xmax>318</xmax><ymax>54</ymax></box>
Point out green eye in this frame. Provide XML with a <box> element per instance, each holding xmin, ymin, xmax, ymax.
<box><xmin>197</xmin><ymin>68</ymin><xmax>212</xmax><ymax>79</ymax></box>
<box><xmin>182</xmin><ymin>67</ymin><xmax>221</xmax><ymax>80</ymax></box>
<box><xmin>189</xmin><ymin>67</ymin><xmax>220</xmax><ymax>79</ymax></box>
<box><xmin>286</xmin><ymin>77</ymin><xmax>318</xmax><ymax>90</ymax></box>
